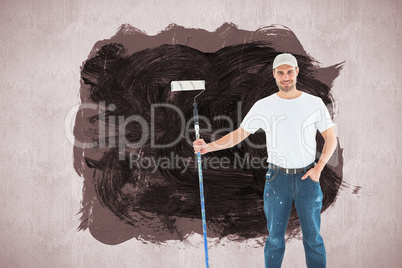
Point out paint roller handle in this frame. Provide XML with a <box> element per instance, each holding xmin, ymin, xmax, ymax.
<box><xmin>193</xmin><ymin>102</ymin><xmax>200</xmax><ymax>139</ymax></box>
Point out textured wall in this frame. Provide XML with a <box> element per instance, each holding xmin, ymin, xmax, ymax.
<box><xmin>0</xmin><ymin>0</ymin><xmax>401</xmax><ymax>267</ymax></box>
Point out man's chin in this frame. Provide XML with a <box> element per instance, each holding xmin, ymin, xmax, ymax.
<box><xmin>279</xmin><ymin>86</ymin><xmax>292</xmax><ymax>92</ymax></box>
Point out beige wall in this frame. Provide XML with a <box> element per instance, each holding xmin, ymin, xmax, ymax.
<box><xmin>0</xmin><ymin>0</ymin><xmax>401</xmax><ymax>267</ymax></box>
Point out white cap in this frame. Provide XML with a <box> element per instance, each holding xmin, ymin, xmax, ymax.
<box><xmin>273</xmin><ymin>53</ymin><xmax>298</xmax><ymax>69</ymax></box>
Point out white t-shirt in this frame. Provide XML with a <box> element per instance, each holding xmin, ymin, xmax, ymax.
<box><xmin>240</xmin><ymin>92</ymin><xmax>334</xmax><ymax>168</ymax></box>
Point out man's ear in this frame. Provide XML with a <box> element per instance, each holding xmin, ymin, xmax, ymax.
<box><xmin>296</xmin><ymin>67</ymin><xmax>299</xmax><ymax>76</ymax></box>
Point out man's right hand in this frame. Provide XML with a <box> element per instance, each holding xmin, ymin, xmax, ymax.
<box><xmin>192</xmin><ymin>127</ymin><xmax>250</xmax><ymax>155</ymax></box>
<box><xmin>193</xmin><ymin>139</ymin><xmax>209</xmax><ymax>155</ymax></box>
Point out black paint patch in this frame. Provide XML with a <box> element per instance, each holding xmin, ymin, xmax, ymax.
<box><xmin>352</xmin><ymin>186</ymin><xmax>362</xmax><ymax>195</ymax></box>
<box><xmin>74</xmin><ymin>23</ymin><xmax>344</xmax><ymax>245</ymax></box>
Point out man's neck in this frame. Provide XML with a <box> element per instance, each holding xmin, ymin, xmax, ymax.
<box><xmin>276</xmin><ymin>89</ymin><xmax>302</xmax><ymax>99</ymax></box>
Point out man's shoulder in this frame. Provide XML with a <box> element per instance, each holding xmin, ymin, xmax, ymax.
<box><xmin>301</xmin><ymin>92</ymin><xmax>323</xmax><ymax>104</ymax></box>
<box><xmin>255</xmin><ymin>93</ymin><xmax>277</xmax><ymax>104</ymax></box>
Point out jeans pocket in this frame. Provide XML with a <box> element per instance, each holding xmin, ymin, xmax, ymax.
<box><xmin>266</xmin><ymin>170</ymin><xmax>277</xmax><ymax>182</ymax></box>
<box><xmin>308</xmin><ymin>176</ymin><xmax>320</xmax><ymax>183</ymax></box>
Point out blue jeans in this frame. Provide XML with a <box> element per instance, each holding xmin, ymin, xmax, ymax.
<box><xmin>263</xmin><ymin>165</ymin><xmax>326</xmax><ymax>268</ymax></box>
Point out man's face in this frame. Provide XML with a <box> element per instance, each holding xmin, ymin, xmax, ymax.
<box><xmin>273</xmin><ymin>65</ymin><xmax>299</xmax><ymax>92</ymax></box>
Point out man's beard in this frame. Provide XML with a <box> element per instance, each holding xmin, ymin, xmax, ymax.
<box><xmin>277</xmin><ymin>78</ymin><xmax>297</xmax><ymax>92</ymax></box>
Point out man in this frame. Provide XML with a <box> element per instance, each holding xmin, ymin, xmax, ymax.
<box><xmin>193</xmin><ymin>53</ymin><xmax>337</xmax><ymax>267</ymax></box>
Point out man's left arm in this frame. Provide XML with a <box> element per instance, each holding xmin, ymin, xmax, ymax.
<box><xmin>301</xmin><ymin>126</ymin><xmax>337</xmax><ymax>181</ymax></box>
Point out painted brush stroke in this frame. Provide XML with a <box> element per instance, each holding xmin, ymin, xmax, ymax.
<box><xmin>74</xmin><ymin>23</ymin><xmax>344</xmax><ymax>245</ymax></box>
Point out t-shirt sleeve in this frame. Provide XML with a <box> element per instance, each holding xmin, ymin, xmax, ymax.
<box><xmin>315</xmin><ymin>100</ymin><xmax>334</xmax><ymax>133</ymax></box>
<box><xmin>240</xmin><ymin>102</ymin><xmax>268</xmax><ymax>134</ymax></box>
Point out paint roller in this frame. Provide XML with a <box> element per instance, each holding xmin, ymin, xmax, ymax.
<box><xmin>171</xmin><ymin>80</ymin><xmax>209</xmax><ymax>268</ymax></box>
